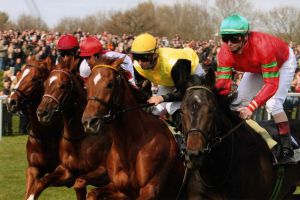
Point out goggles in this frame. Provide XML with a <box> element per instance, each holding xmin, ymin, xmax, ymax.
<box><xmin>221</xmin><ymin>34</ymin><xmax>243</xmax><ymax>43</ymax></box>
<box><xmin>132</xmin><ymin>53</ymin><xmax>154</xmax><ymax>62</ymax></box>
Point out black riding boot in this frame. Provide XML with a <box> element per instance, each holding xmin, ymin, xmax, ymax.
<box><xmin>278</xmin><ymin>134</ymin><xmax>297</xmax><ymax>165</ymax></box>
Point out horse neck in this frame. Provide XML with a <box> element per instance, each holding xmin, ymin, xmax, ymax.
<box><xmin>110</xmin><ymin>80</ymin><xmax>146</xmax><ymax>142</ymax></box>
<box><xmin>62</xmin><ymin>73</ymin><xmax>86</xmax><ymax>139</ymax></box>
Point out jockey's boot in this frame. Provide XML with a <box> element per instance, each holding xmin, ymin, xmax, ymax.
<box><xmin>278</xmin><ymin>134</ymin><xmax>297</xmax><ymax>165</ymax></box>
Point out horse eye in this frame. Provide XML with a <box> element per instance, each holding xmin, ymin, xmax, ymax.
<box><xmin>107</xmin><ymin>82</ymin><xmax>113</xmax><ymax>89</ymax></box>
<box><xmin>60</xmin><ymin>84</ymin><xmax>66</xmax><ymax>90</ymax></box>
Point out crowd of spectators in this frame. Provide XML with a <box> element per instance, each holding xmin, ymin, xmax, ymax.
<box><xmin>0</xmin><ymin>29</ymin><xmax>300</xmax><ymax>134</ymax></box>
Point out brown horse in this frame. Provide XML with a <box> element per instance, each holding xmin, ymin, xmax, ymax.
<box><xmin>7</xmin><ymin>57</ymin><xmax>63</xmax><ymax>200</ymax></box>
<box><xmin>81</xmin><ymin>57</ymin><xmax>184</xmax><ymax>199</ymax></box>
<box><xmin>181</xmin><ymin>68</ymin><xmax>300</xmax><ymax>200</ymax></box>
<box><xmin>28</xmin><ymin>56</ymin><xmax>110</xmax><ymax>200</ymax></box>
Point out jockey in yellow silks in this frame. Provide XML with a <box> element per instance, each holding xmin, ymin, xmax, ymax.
<box><xmin>131</xmin><ymin>33</ymin><xmax>204</xmax><ymax>131</ymax></box>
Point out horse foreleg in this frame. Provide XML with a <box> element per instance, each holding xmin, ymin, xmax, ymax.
<box><xmin>87</xmin><ymin>182</ymin><xmax>129</xmax><ymax>200</ymax></box>
<box><xmin>136</xmin><ymin>160</ymin><xmax>172</xmax><ymax>200</ymax></box>
<box><xmin>24</xmin><ymin>166</ymin><xmax>39</xmax><ymax>200</ymax></box>
<box><xmin>74</xmin><ymin>166</ymin><xmax>109</xmax><ymax>189</ymax></box>
<box><xmin>27</xmin><ymin>165</ymin><xmax>74</xmax><ymax>200</ymax></box>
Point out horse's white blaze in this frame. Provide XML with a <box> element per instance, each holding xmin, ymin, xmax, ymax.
<box><xmin>27</xmin><ymin>194</ymin><xmax>35</xmax><ymax>200</ymax></box>
<box><xmin>49</xmin><ymin>76</ymin><xmax>58</xmax><ymax>85</ymax></box>
<box><xmin>94</xmin><ymin>73</ymin><xmax>101</xmax><ymax>85</ymax></box>
<box><xmin>14</xmin><ymin>68</ymin><xmax>31</xmax><ymax>90</ymax></box>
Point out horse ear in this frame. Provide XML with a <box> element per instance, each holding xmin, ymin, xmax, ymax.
<box><xmin>204</xmin><ymin>67</ymin><xmax>215</xmax><ymax>88</ymax></box>
<box><xmin>43</xmin><ymin>56</ymin><xmax>52</xmax><ymax>72</ymax></box>
<box><xmin>112</xmin><ymin>57</ymin><xmax>125</xmax><ymax>70</ymax></box>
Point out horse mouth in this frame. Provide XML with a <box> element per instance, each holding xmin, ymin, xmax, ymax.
<box><xmin>36</xmin><ymin>109</ymin><xmax>55</xmax><ymax>125</ymax></box>
<box><xmin>82</xmin><ymin>117</ymin><xmax>102</xmax><ymax>134</ymax></box>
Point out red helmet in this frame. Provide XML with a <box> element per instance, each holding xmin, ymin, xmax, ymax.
<box><xmin>57</xmin><ymin>34</ymin><xmax>79</xmax><ymax>50</ymax></box>
<box><xmin>79</xmin><ymin>37</ymin><xmax>103</xmax><ymax>57</ymax></box>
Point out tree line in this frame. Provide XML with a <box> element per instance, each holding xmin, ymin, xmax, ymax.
<box><xmin>1</xmin><ymin>0</ymin><xmax>300</xmax><ymax>43</ymax></box>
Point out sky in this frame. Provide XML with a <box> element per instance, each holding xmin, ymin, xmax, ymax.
<box><xmin>1</xmin><ymin>0</ymin><xmax>300</xmax><ymax>28</ymax></box>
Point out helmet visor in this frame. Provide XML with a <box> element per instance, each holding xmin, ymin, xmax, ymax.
<box><xmin>132</xmin><ymin>53</ymin><xmax>154</xmax><ymax>62</ymax></box>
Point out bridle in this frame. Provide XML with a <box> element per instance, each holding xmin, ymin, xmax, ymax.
<box><xmin>11</xmin><ymin>64</ymin><xmax>45</xmax><ymax>108</ymax></box>
<box><xmin>87</xmin><ymin>64</ymin><xmax>152</xmax><ymax>123</ymax></box>
<box><xmin>183</xmin><ymin>85</ymin><xmax>245</xmax><ymax>189</ymax></box>
<box><xmin>42</xmin><ymin>69</ymin><xmax>74</xmax><ymax>112</ymax></box>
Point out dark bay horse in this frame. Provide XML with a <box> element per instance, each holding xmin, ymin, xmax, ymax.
<box><xmin>28</xmin><ymin>57</ymin><xmax>111</xmax><ymax>200</ymax></box>
<box><xmin>7</xmin><ymin>57</ymin><xmax>63</xmax><ymax>200</ymax></box>
<box><xmin>181</xmin><ymin>68</ymin><xmax>300</xmax><ymax>200</ymax></box>
<box><xmin>81</xmin><ymin>57</ymin><xmax>184</xmax><ymax>199</ymax></box>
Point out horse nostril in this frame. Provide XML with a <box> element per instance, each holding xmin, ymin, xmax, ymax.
<box><xmin>36</xmin><ymin>109</ymin><xmax>49</xmax><ymax>118</ymax></box>
<box><xmin>10</xmin><ymin>99</ymin><xmax>17</xmax><ymax>106</ymax></box>
<box><xmin>89</xmin><ymin>118</ymin><xmax>99</xmax><ymax>127</ymax></box>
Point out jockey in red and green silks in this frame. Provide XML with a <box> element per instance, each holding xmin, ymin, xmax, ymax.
<box><xmin>216</xmin><ymin>14</ymin><xmax>298</xmax><ymax>165</ymax></box>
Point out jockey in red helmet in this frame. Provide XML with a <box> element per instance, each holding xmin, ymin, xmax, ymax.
<box><xmin>79</xmin><ymin>36</ymin><xmax>136</xmax><ymax>86</ymax></box>
<box><xmin>57</xmin><ymin>34</ymin><xmax>79</xmax><ymax>57</ymax></box>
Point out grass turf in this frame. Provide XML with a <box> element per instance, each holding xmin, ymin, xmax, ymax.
<box><xmin>0</xmin><ymin>135</ymin><xmax>74</xmax><ymax>199</ymax></box>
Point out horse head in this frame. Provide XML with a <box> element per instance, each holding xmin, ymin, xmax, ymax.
<box><xmin>82</xmin><ymin>56</ymin><xmax>125</xmax><ymax>134</ymax></box>
<box><xmin>181</xmin><ymin>68</ymin><xmax>218</xmax><ymax>166</ymax></box>
<box><xmin>8</xmin><ymin>56</ymin><xmax>52</xmax><ymax>113</ymax></box>
<box><xmin>36</xmin><ymin>56</ymin><xmax>81</xmax><ymax>124</ymax></box>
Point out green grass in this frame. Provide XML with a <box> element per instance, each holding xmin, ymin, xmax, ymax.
<box><xmin>0</xmin><ymin>135</ymin><xmax>75</xmax><ymax>199</ymax></box>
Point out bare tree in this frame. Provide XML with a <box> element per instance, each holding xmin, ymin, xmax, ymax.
<box><xmin>16</xmin><ymin>14</ymin><xmax>48</xmax><ymax>30</ymax></box>
<box><xmin>54</xmin><ymin>17</ymin><xmax>81</xmax><ymax>33</ymax></box>
<box><xmin>260</xmin><ymin>6</ymin><xmax>300</xmax><ymax>43</ymax></box>
<box><xmin>157</xmin><ymin>1</ymin><xmax>215</xmax><ymax>40</ymax></box>
<box><xmin>103</xmin><ymin>2</ymin><xmax>157</xmax><ymax>35</ymax></box>
<box><xmin>0</xmin><ymin>11</ymin><xmax>15</xmax><ymax>30</ymax></box>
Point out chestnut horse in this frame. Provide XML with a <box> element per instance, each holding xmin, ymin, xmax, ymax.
<box><xmin>181</xmin><ymin>68</ymin><xmax>300</xmax><ymax>200</ymax></box>
<box><xmin>7</xmin><ymin>57</ymin><xmax>63</xmax><ymax>200</ymax></box>
<box><xmin>81</xmin><ymin>57</ymin><xmax>184</xmax><ymax>199</ymax></box>
<box><xmin>28</xmin><ymin>57</ymin><xmax>110</xmax><ymax>200</ymax></box>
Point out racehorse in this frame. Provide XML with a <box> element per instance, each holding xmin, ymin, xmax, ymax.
<box><xmin>181</xmin><ymin>68</ymin><xmax>300</xmax><ymax>200</ymax></box>
<box><xmin>7</xmin><ymin>57</ymin><xmax>63</xmax><ymax>200</ymax></box>
<box><xmin>28</xmin><ymin>57</ymin><xmax>110</xmax><ymax>200</ymax></box>
<box><xmin>81</xmin><ymin>56</ymin><xmax>185</xmax><ymax>199</ymax></box>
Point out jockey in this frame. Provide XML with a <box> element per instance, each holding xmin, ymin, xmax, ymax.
<box><xmin>216</xmin><ymin>14</ymin><xmax>297</xmax><ymax>165</ymax></box>
<box><xmin>57</xmin><ymin>34</ymin><xmax>79</xmax><ymax>60</ymax></box>
<box><xmin>131</xmin><ymin>33</ymin><xmax>205</xmax><ymax>131</ymax></box>
<box><xmin>78</xmin><ymin>36</ymin><xmax>136</xmax><ymax>86</ymax></box>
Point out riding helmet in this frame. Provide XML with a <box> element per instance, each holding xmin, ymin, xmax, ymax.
<box><xmin>79</xmin><ymin>37</ymin><xmax>103</xmax><ymax>57</ymax></box>
<box><xmin>131</xmin><ymin>33</ymin><xmax>157</xmax><ymax>54</ymax></box>
<box><xmin>220</xmin><ymin>14</ymin><xmax>249</xmax><ymax>35</ymax></box>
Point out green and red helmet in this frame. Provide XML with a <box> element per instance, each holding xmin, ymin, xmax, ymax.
<box><xmin>220</xmin><ymin>14</ymin><xmax>249</xmax><ymax>35</ymax></box>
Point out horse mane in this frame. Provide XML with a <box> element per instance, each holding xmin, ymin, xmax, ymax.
<box><xmin>93</xmin><ymin>56</ymin><xmax>149</xmax><ymax>104</ymax></box>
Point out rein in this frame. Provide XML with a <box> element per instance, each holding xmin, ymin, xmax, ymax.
<box><xmin>88</xmin><ymin>64</ymin><xmax>153</xmax><ymax>123</ymax></box>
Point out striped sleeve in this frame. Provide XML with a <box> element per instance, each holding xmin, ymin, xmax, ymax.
<box><xmin>215</xmin><ymin>46</ymin><xmax>233</xmax><ymax>95</ymax></box>
<box><xmin>248</xmin><ymin>61</ymin><xmax>279</xmax><ymax>111</ymax></box>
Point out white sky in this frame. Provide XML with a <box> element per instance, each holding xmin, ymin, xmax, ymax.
<box><xmin>0</xmin><ymin>0</ymin><xmax>300</xmax><ymax>27</ymax></box>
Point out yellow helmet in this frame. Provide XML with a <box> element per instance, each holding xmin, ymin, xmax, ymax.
<box><xmin>131</xmin><ymin>33</ymin><xmax>157</xmax><ymax>54</ymax></box>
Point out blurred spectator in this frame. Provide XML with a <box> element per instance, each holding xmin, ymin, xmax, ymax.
<box><xmin>0</xmin><ymin>38</ymin><xmax>8</xmax><ymax>71</ymax></box>
<box><xmin>291</xmin><ymin>68</ymin><xmax>300</xmax><ymax>93</ymax></box>
<box><xmin>0</xmin><ymin>76</ymin><xmax>13</xmax><ymax>135</ymax></box>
